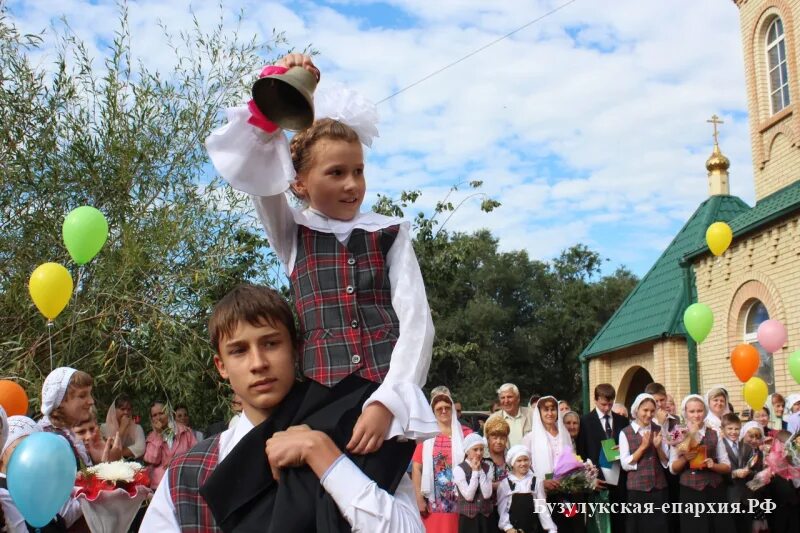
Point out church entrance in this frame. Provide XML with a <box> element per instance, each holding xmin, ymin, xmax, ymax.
<box><xmin>618</xmin><ymin>366</ymin><xmax>654</xmax><ymax>412</ymax></box>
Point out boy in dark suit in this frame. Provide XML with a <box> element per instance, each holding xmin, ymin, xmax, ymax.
<box><xmin>577</xmin><ymin>383</ymin><xmax>629</xmax><ymax>533</ymax></box>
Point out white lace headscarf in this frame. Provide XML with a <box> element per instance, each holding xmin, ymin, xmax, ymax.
<box><xmin>529</xmin><ymin>396</ymin><xmax>573</xmax><ymax>478</ymax></box>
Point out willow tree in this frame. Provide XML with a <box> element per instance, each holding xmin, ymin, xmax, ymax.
<box><xmin>0</xmin><ymin>5</ymin><xmax>289</xmax><ymax>426</ymax></box>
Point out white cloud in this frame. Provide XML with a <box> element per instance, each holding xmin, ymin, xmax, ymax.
<box><xmin>7</xmin><ymin>0</ymin><xmax>754</xmax><ymax>274</ymax></box>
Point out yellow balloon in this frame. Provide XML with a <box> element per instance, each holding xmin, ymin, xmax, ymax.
<box><xmin>28</xmin><ymin>263</ymin><xmax>73</xmax><ymax>320</ymax></box>
<box><xmin>706</xmin><ymin>221</ymin><xmax>733</xmax><ymax>256</ymax></box>
<box><xmin>743</xmin><ymin>377</ymin><xmax>768</xmax><ymax>411</ymax></box>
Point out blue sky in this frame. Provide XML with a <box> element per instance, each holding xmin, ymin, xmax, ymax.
<box><xmin>8</xmin><ymin>0</ymin><xmax>753</xmax><ymax>277</ymax></box>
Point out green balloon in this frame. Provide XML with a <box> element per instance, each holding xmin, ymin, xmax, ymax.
<box><xmin>789</xmin><ymin>350</ymin><xmax>800</xmax><ymax>385</ymax></box>
<box><xmin>62</xmin><ymin>206</ymin><xmax>109</xmax><ymax>265</ymax></box>
<box><xmin>683</xmin><ymin>303</ymin><xmax>714</xmax><ymax>343</ymax></box>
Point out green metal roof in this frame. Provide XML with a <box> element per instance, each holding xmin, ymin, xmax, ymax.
<box><xmin>580</xmin><ymin>195</ymin><xmax>750</xmax><ymax>360</ymax></box>
<box><xmin>685</xmin><ymin>180</ymin><xmax>800</xmax><ymax>260</ymax></box>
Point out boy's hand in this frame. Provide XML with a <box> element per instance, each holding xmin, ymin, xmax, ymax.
<box><xmin>275</xmin><ymin>53</ymin><xmax>320</xmax><ymax>82</ymax></box>
<box><xmin>347</xmin><ymin>402</ymin><xmax>393</xmax><ymax>455</ymax></box>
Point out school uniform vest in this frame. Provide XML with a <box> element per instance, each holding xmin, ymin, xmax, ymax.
<box><xmin>456</xmin><ymin>461</ymin><xmax>493</xmax><ymax>518</ymax></box>
<box><xmin>290</xmin><ymin>225</ymin><xmax>401</xmax><ymax>388</ymax></box>
<box><xmin>622</xmin><ymin>424</ymin><xmax>667</xmax><ymax>492</ymax></box>
<box><xmin>679</xmin><ymin>428</ymin><xmax>722</xmax><ymax>490</ymax></box>
<box><xmin>168</xmin><ymin>435</ymin><xmax>223</xmax><ymax>532</ymax></box>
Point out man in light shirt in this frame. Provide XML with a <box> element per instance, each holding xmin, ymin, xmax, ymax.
<box><xmin>141</xmin><ymin>284</ymin><xmax>423</xmax><ymax>532</ymax></box>
<box><xmin>485</xmin><ymin>383</ymin><xmax>531</xmax><ymax>447</ymax></box>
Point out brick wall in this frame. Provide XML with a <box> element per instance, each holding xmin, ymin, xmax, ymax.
<box><xmin>693</xmin><ymin>213</ymin><xmax>800</xmax><ymax>410</ymax></box>
<box><xmin>737</xmin><ymin>0</ymin><xmax>800</xmax><ymax>200</ymax></box>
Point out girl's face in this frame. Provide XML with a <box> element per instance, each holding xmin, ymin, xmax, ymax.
<box><xmin>754</xmin><ymin>409</ymin><xmax>769</xmax><ymax>427</ymax></box>
<box><xmin>433</xmin><ymin>400</ymin><xmax>453</xmax><ymax>426</ymax></box>
<box><xmin>60</xmin><ymin>386</ymin><xmax>95</xmax><ymax>426</ymax></box>
<box><xmin>773</xmin><ymin>401</ymin><xmax>785</xmax><ymax>417</ymax></box>
<box><xmin>467</xmin><ymin>445</ymin><xmax>484</xmax><ymax>462</ymax></box>
<box><xmin>512</xmin><ymin>455</ymin><xmax>531</xmax><ymax>476</ymax></box>
<box><xmin>564</xmin><ymin>415</ymin><xmax>580</xmax><ymax>438</ymax></box>
<box><xmin>685</xmin><ymin>399</ymin><xmax>706</xmax><ymax>425</ymax></box>
<box><xmin>488</xmin><ymin>433</ymin><xmax>508</xmax><ymax>454</ymax></box>
<box><xmin>709</xmin><ymin>394</ymin><xmax>727</xmax><ymax>416</ymax></box>
<box><xmin>116</xmin><ymin>400</ymin><xmax>133</xmax><ymax>422</ymax></box>
<box><xmin>743</xmin><ymin>429</ymin><xmax>763</xmax><ymax>448</ymax></box>
<box><xmin>665</xmin><ymin>396</ymin><xmax>677</xmax><ymax>415</ymax></box>
<box><xmin>792</xmin><ymin>401</ymin><xmax>800</xmax><ymax>414</ymax></box>
<box><xmin>636</xmin><ymin>400</ymin><xmax>656</xmax><ymax>427</ymax></box>
<box><xmin>539</xmin><ymin>401</ymin><xmax>558</xmax><ymax>427</ymax></box>
<box><xmin>294</xmin><ymin>139</ymin><xmax>365</xmax><ymax>222</ymax></box>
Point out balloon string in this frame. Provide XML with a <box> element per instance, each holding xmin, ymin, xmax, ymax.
<box><xmin>66</xmin><ymin>266</ymin><xmax>83</xmax><ymax>361</ymax></box>
<box><xmin>47</xmin><ymin>320</ymin><xmax>54</xmax><ymax>372</ymax></box>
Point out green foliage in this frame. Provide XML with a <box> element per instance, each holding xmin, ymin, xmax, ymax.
<box><xmin>0</xmin><ymin>5</ymin><xmax>285</xmax><ymax>428</ymax></box>
<box><xmin>373</xmin><ymin>189</ymin><xmax>638</xmax><ymax>411</ymax></box>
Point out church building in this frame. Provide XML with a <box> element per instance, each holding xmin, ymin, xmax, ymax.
<box><xmin>580</xmin><ymin>0</ymin><xmax>800</xmax><ymax>411</ymax></box>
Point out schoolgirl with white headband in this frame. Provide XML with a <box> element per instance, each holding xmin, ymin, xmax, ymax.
<box><xmin>452</xmin><ymin>433</ymin><xmax>494</xmax><ymax>532</ymax></box>
<box><xmin>618</xmin><ymin>393</ymin><xmax>669</xmax><ymax>533</ymax></box>
<box><xmin>495</xmin><ymin>444</ymin><xmax>557</xmax><ymax>533</ymax></box>
<box><xmin>668</xmin><ymin>394</ymin><xmax>733</xmax><ymax>533</ymax></box>
<box><xmin>206</xmin><ymin>53</ymin><xmax>437</xmax><ymax>531</ymax></box>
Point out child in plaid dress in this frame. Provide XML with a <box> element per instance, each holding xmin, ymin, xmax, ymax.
<box><xmin>206</xmin><ymin>53</ymin><xmax>437</xmax><ymax>531</ymax></box>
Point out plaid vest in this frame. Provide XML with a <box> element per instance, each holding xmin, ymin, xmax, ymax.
<box><xmin>679</xmin><ymin>428</ymin><xmax>722</xmax><ymax>490</ymax></box>
<box><xmin>168</xmin><ymin>435</ymin><xmax>223</xmax><ymax>532</ymax></box>
<box><xmin>290</xmin><ymin>225</ymin><xmax>401</xmax><ymax>387</ymax></box>
<box><xmin>456</xmin><ymin>461</ymin><xmax>494</xmax><ymax>518</ymax></box>
<box><xmin>623</xmin><ymin>424</ymin><xmax>667</xmax><ymax>492</ymax></box>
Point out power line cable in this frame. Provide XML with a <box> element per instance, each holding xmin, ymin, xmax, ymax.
<box><xmin>376</xmin><ymin>0</ymin><xmax>579</xmax><ymax>104</ymax></box>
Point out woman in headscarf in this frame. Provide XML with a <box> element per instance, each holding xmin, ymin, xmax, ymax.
<box><xmin>101</xmin><ymin>395</ymin><xmax>146</xmax><ymax>460</ymax></box>
<box><xmin>0</xmin><ymin>413</ymin><xmax>83</xmax><ymax>532</ymax></box>
<box><xmin>766</xmin><ymin>393</ymin><xmax>788</xmax><ymax>430</ymax></box>
<box><xmin>411</xmin><ymin>387</ymin><xmax>470</xmax><ymax>533</ymax></box>
<box><xmin>704</xmin><ymin>386</ymin><xmax>730</xmax><ymax>433</ymax></box>
<box><xmin>143</xmin><ymin>400</ymin><xmax>197</xmax><ymax>490</ymax></box>
<box><xmin>523</xmin><ymin>395</ymin><xmax>582</xmax><ymax>533</ymax></box>
<box><xmin>563</xmin><ymin>411</ymin><xmax>581</xmax><ymax>448</ymax></box>
<box><xmin>38</xmin><ymin>366</ymin><xmax>121</xmax><ymax>467</ymax></box>
<box><xmin>668</xmin><ymin>394</ymin><xmax>732</xmax><ymax>533</ymax></box>
<box><xmin>618</xmin><ymin>393</ymin><xmax>669</xmax><ymax>533</ymax></box>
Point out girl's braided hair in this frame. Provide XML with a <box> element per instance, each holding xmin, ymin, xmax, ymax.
<box><xmin>289</xmin><ymin>119</ymin><xmax>360</xmax><ymax>196</ymax></box>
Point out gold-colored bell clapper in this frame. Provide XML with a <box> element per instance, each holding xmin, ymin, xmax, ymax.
<box><xmin>252</xmin><ymin>67</ymin><xmax>318</xmax><ymax>132</ymax></box>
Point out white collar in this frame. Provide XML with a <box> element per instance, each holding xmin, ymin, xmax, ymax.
<box><xmin>218</xmin><ymin>412</ymin><xmax>257</xmax><ymax>462</ymax></box>
<box><xmin>631</xmin><ymin>421</ymin><xmax>649</xmax><ymax>433</ymax></box>
<box><xmin>725</xmin><ymin>437</ymin><xmax>738</xmax><ymax>447</ymax></box>
<box><xmin>502</xmin><ymin>408</ymin><xmax>524</xmax><ymax>420</ymax></box>
<box><xmin>508</xmin><ymin>471</ymin><xmax>533</xmax><ymax>483</ymax></box>
<box><xmin>596</xmin><ymin>408</ymin><xmax>611</xmax><ymax>420</ymax></box>
<box><xmin>291</xmin><ymin>206</ymin><xmax>405</xmax><ymax>241</ymax></box>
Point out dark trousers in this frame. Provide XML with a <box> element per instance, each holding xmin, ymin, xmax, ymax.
<box><xmin>546</xmin><ymin>492</ymin><xmax>586</xmax><ymax>533</ymax></box>
<box><xmin>666</xmin><ymin>471</ymin><xmax>680</xmax><ymax>533</ymax></box>
<box><xmin>607</xmin><ymin>484</ymin><xmax>625</xmax><ymax>533</ymax></box>
<box><xmin>767</xmin><ymin>477</ymin><xmax>800</xmax><ymax>533</ymax></box>
<box><xmin>678</xmin><ymin>484</ymin><xmax>734</xmax><ymax>533</ymax></box>
<box><xmin>626</xmin><ymin>488</ymin><xmax>669</xmax><ymax>533</ymax></box>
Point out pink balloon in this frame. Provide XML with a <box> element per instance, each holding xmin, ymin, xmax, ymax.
<box><xmin>757</xmin><ymin>319</ymin><xmax>787</xmax><ymax>353</ymax></box>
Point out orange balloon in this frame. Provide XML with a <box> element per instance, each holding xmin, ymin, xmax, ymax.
<box><xmin>730</xmin><ymin>344</ymin><xmax>760</xmax><ymax>383</ymax></box>
<box><xmin>0</xmin><ymin>380</ymin><xmax>28</xmax><ymax>417</ymax></box>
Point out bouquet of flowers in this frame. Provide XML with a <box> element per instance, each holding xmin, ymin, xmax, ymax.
<box><xmin>746</xmin><ymin>434</ymin><xmax>800</xmax><ymax>491</ymax></box>
<box><xmin>75</xmin><ymin>461</ymin><xmax>151</xmax><ymax>533</ymax></box>
<box><xmin>552</xmin><ymin>448</ymin><xmax>599</xmax><ymax>494</ymax></box>
<box><xmin>665</xmin><ymin>424</ymin><xmax>701</xmax><ymax>454</ymax></box>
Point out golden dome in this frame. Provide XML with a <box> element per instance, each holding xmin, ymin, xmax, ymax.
<box><xmin>706</xmin><ymin>143</ymin><xmax>730</xmax><ymax>172</ymax></box>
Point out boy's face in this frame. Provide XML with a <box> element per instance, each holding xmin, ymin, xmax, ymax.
<box><xmin>651</xmin><ymin>393</ymin><xmax>666</xmax><ymax>411</ymax></box>
<box><xmin>595</xmin><ymin>396</ymin><xmax>613</xmax><ymax>415</ymax></box>
<box><xmin>723</xmin><ymin>423</ymin><xmax>741</xmax><ymax>442</ymax></box>
<box><xmin>214</xmin><ymin>319</ymin><xmax>296</xmax><ymax>426</ymax></box>
<box><xmin>73</xmin><ymin>418</ymin><xmax>99</xmax><ymax>445</ymax></box>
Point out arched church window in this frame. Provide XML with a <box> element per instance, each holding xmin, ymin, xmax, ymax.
<box><xmin>767</xmin><ymin>17</ymin><xmax>791</xmax><ymax>114</ymax></box>
<box><xmin>743</xmin><ymin>300</ymin><xmax>775</xmax><ymax>393</ymax></box>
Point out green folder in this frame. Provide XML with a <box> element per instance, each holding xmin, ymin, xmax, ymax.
<box><xmin>601</xmin><ymin>438</ymin><xmax>620</xmax><ymax>462</ymax></box>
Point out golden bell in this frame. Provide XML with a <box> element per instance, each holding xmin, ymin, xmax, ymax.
<box><xmin>252</xmin><ymin>67</ymin><xmax>317</xmax><ymax>132</ymax></box>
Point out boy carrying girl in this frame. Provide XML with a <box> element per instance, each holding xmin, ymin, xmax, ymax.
<box><xmin>141</xmin><ymin>284</ymin><xmax>423</xmax><ymax>532</ymax></box>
